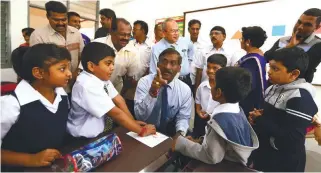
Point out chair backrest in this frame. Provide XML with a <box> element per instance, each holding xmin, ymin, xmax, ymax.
<box><xmin>1</xmin><ymin>82</ymin><xmax>17</xmax><ymax>96</ymax></box>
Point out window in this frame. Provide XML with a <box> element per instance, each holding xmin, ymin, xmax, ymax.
<box><xmin>1</xmin><ymin>1</ymin><xmax>11</xmax><ymax>68</ymax></box>
<box><xmin>29</xmin><ymin>0</ymin><xmax>98</xmax><ymax>39</ymax></box>
<box><xmin>69</xmin><ymin>1</ymin><xmax>98</xmax><ymax>39</ymax></box>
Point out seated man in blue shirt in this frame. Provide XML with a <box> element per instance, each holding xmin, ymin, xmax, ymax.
<box><xmin>135</xmin><ymin>48</ymin><xmax>192</xmax><ymax>137</ymax></box>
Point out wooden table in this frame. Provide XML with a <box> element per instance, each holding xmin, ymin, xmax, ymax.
<box><xmin>26</xmin><ymin>127</ymin><xmax>174</xmax><ymax>172</ymax></box>
<box><xmin>181</xmin><ymin>159</ymin><xmax>258</xmax><ymax>172</ymax></box>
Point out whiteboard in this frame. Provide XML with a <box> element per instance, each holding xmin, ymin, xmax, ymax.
<box><xmin>184</xmin><ymin>0</ymin><xmax>321</xmax><ymax>84</ymax></box>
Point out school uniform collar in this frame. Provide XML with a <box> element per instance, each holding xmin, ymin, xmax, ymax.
<box><xmin>80</xmin><ymin>71</ymin><xmax>112</xmax><ymax>88</ymax></box>
<box><xmin>47</xmin><ymin>24</ymin><xmax>75</xmax><ymax>36</ymax></box>
<box><xmin>14</xmin><ymin>80</ymin><xmax>67</xmax><ymax>106</ymax></box>
<box><xmin>211</xmin><ymin>102</ymin><xmax>240</xmax><ymax>116</ymax></box>
<box><xmin>81</xmin><ymin>71</ymin><xmax>105</xmax><ymax>87</ymax></box>
<box><xmin>204</xmin><ymin>80</ymin><xmax>211</xmax><ymax>89</ymax></box>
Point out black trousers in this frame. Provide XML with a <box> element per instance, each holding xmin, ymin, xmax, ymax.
<box><xmin>253</xmin><ymin>145</ymin><xmax>306</xmax><ymax>172</ymax></box>
<box><xmin>193</xmin><ymin>113</ymin><xmax>209</xmax><ymax>138</ymax></box>
<box><xmin>125</xmin><ymin>99</ymin><xmax>136</xmax><ymax>119</ymax></box>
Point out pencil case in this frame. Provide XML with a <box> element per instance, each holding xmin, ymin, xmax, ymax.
<box><xmin>52</xmin><ymin>133</ymin><xmax>122</xmax><ymax>172</ymax></box>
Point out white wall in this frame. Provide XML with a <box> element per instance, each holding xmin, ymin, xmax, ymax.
<box><xmin>110</xmin><ymin>0</ymin><xmax>263</xmax><ymax>40</ymax></box>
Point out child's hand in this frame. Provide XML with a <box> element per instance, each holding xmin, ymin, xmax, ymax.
<box><xmin>248</xmin><ymin>115</ymin><xmax>255</xmax><ymax>125</ymax></box>
<box><xmin>186</xmin><ymin>135</ymin><xmax>194</xmax><ymax>141</ymax></box>
<box><xmin>29</xmin><ymin>149</ymin><xmax>61</xmax><ymax>167</ymax></box>
<box><xmin>186</xmin><ymin>136</ymin><xmax>201</xmax><ymax>143</ymax></box>
<box><xmin>135</xmin><ymin>120</ymin><xmax>147</xmax><ymax>126</ymax></box>
<box><xmin>249</xmin><ymin>108</ymin><xmax>263</xmax><ymax>118</ymax></box>
<box><xmin>142</xmin><ymin>124</ymin><xmax>156</xmax><ymax>136</ymax></box>
<box><xmin>198</xmin><ymin>111</ymin><xmax>209</xmax><ymax>119</ymax></box>
<box><xmin>314</xmin><ymin>126</ymin><xmax>321</xmax><ymax>146</ymax></box>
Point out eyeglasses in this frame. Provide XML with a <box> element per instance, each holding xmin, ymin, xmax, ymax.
<box><xmin>165</xmin><ymin>29</ymin><xmax>179</xmax><ymax>34</ymax></box>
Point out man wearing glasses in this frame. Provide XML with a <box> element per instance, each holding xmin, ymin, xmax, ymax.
<box><xmin>149</xmin><ymin>18</ymin><xmax>195</xmax><ymax>90</ymax></box>
<box><xmin>93</xmin><ymin>18</ymin><xmax>141</xmax><ymax>96</ymax></box>
<box><xmin>194</xmin><ymin>26</ymin><xmax>233</xmax><ymax>93</ymax></box>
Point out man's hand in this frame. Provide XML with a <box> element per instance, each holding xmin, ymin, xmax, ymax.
<box><xmin>149</xmin><ymin>68</ymin><xmax>167</xmax><ymax>97</ymax></box>
<box><xmin>286</xmin><ymin>31</ymin><xmax>303</xmax><ymax>48</ymax></box>
<box><xmin>28</xmin><ymin>149</ymin><xmax>61</xmax><ymax>167</ymax></box>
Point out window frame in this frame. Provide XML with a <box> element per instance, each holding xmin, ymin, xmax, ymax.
<box><xmin>28</xmin><ymin>0</ymin><xmax>99</xmax><ymax>31</ymax></box>
<box><xmin>1</xmin><ymin>1</ymin><xmax>12</xmax><ymax>68</ymax></box>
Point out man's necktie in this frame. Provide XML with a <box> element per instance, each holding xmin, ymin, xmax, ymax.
<box><xmin>103</xmin><ymin>84</ymin><xmax>113</xmax><ymax>132</ymax></box>
<box><xmin>159</xmin><ymin>85</ymin><xmax>169</xmax><ymax>133</ymax></box>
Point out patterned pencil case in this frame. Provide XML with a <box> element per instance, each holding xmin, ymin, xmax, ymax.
<box><xmin>52</xmin><ymin>133</ymin><xmax>122</xmax><ymax>172</ymax></box>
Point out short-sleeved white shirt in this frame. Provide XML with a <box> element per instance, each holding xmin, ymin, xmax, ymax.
<box><xmin>195</xmin><ymin>80</ymin><xmax>219</xmax><ymax>115</ymax></box>
<box><xmin>0</xmin><ymin>80</ymin><xmax>67</xmax><ymax>145</ymax></box>
<box><xmin>67</xmin><ymin>71</ymin><xmax>118</xmax><ymax>138</ymax></box>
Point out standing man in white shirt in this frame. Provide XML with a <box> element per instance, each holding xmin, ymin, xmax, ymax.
<box><xmin>194</xmin><ymin>26</ymin><xmax>230</xmax><ymax>93</ymax></box>
<box><xmin>131</xmin><ymin>20</ymin><xmax>153</xmax><ymax>76</ymax></box>
<box><xmin>188</xmin><ymin>19</ymin><xmax>203</xmax><ymax>91</ymax></box>
<box><xmin>93</xmin><ymin>18</ymin><xmax>142</xmax><ymax>117</ymax></box>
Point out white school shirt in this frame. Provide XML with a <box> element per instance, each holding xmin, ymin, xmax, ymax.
<box><xmin>93</xmin><ymin>35</ymin><xmax>142</xmax><ymax>93</ymax></box>
<box><xmin>67</xmin><ymin>71</ymin><xmax>118</xmax><ymax>138</ymax></box>
<box><xmin>0</xmin><ymin>80</ymin><xmax>67</xmax><ymax>145</ymax></box>
<box><xmin>195</xmin><ymin>80</ymin><xmax>220</xmax><ymax>116</ymax></box>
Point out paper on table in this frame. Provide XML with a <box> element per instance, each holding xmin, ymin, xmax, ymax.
<box><xmin>126</xmin><ymin>132</ymin><xmax>169</xmax><ymax>148</ymax></box>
